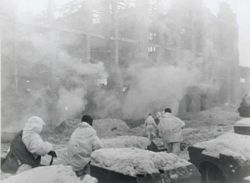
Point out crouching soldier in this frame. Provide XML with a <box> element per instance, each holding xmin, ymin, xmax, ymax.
<box><xmin>1</xmin><ymin>116</ymin><xmax>56</xmax><ymax>174</ymax></box>
<box><xmin>66</xmin><ymin>115</ymin><xmax>103</xmax><ymax>177</ymax></box>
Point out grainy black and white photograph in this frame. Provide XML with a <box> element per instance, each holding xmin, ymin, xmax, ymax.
<box><xmin>0</xmin><ymin>0</ymin><xmax>250</xmax><ymax>182</ymax></box>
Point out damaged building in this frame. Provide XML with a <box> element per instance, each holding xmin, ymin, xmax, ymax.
<box><xmin>1</xmin><ymin>0</ymin><xmax>241</xmax><ymax>123</ymax></box>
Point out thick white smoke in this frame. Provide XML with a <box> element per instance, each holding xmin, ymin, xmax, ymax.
<box><xmin>2</xmin><ymin>32</ymin><xmax>108</xmax><ymax>130</ymax></box>
<box><xmin>56</xmin><ymin>88</ymin><xmax>87</xmax><ymax>124</ymax></box>
<box><xmin>121</xmin><ymin>62</ymin><xmax>200</xmax><ymax>120</ymax></box>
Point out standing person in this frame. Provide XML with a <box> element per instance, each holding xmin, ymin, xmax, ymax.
<box><xmin>1</xmin><ymin>116</ymin><xmax>56</xmax><ymax>174</ymax></box>
<box><xmin>158</xmin><ymin>108</ymin><xmax>185</xmax><ymax>154</ymax></box>
<box><xmin>154</xmin><ymin>112</ymin><xmax>162</xmax><ymax>125</ymax></box>
<box><xmin>66</xmin><ymin>115</ymin><xmax>103</xmax><ymax>177</ymax></box>
<box><xmin>144</xmin><ymin>113</ymin><xmax>157</xmax><ymax>141</ymax></box>
<box><xmin>238</xmin><ymin>93</ymin><xmax>250</xmax><ymax>117</ymax></box>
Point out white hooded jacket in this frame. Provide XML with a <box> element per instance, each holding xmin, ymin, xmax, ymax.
<box><xmin>145</xmin><ymin>115</ymin><xmax>157</xmax><ymax>133</ymax></box>
<box><xmin>145</xmin><ymin>115</ymin><xmax>157</xmax><ymax>128</ymax></box>
<box><xmin>66</xmin><ymin>122</ymin><xmax>103</xmax><ymax>171</ymax></box>
<box><xmin>158</xmin><ymin>113</ymin><xmax>185</xmax><ymax>143</ymax></box>
<box><xmin>22</xmin><ymin>116</ymin><xmax>53</xmax><ymax>156</ymax></box>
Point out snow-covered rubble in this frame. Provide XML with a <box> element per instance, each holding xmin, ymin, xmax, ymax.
<box><xmin>129</xmin><ymin>124</ymin><xmax>147</xmax><ymax>137</ymax></box>
<box><xmin>183</xmin><ymin>126</ymin><xmax>233</xmax><ymax>145</ymax></box>
<box><xmin>194</xmin><ymin>133</ymin><xmax>250</xmax><ymax>161</ymax></box>
<box><xmin>91</xmin><ymin>148</ymin><xmax>191</xmax><ymax>176</ymax></box>
<box><xmin>54</xmin><ymin>119</ymin><xmax>81</xmax><ymax>136</ymax></box>
<box><xmin>187</xmin><ymin>106</ymin><xmax>240</xmax><ymax>126</ymax></box>
<box><xmin>54</xmin><ymin>118</ymin><xmax>132</xmax><ymax>138</ymax></box>
<box><xmin>93</xmin><ymin>119</ymin><xmax>131</xmax><ymax>137</ymax></box>
<box><xmin>1</xmin><ymin>165</ymin><xmax>97</xmax><ymax>183</ymax></box>
<box><xmin>102</xmin><ymin>136</ymin><xmax>150</xmax><ymax>149</ymax></box>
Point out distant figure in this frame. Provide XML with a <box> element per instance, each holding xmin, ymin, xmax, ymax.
<box><xmin>1</xmin><ymin>116</ymin><xmax>55</xmax><ymax>174</ymax></box>
<box><xmin>144</xmin><ymin>113</ymin><xmax>157</xmax><ymax>141</ymax></box>
<box><xmin>155</xmin><ymin>112</ymin><xmax>162</xmax><ymax>125</ymax></box>
<box><xmin>158</xmin><ymin>108</ymin><xmax>185</xmax><ymax>154</ymax></box>
<box><xmin>66</xmin><ymin>115</ymin><xmax>103</xmax><ymax>177</ymax></box>
<box><xmin>238</xmin><ymin>93</ymin><xmax>250</xmax><ymax>117</ymax></box>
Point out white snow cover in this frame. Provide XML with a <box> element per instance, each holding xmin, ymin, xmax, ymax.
<box><xmin>235</xmin><ymin>118</ymin><xmax>250</xmax><ymax>127</ymax></box>
<box><xmin>244</xmin><ymin>176</ymin><xmax>250</xmax><ymax>181</ymax></box>
<box><xmin>2</xmin><ymin>165</ymin><xmax>97</xmax><ymax>183</ymax></box>
<box><xmin>91</xmin><ymin>148</ymin><xmax>191</xmax><ymax>176</ymax></box>
<box><xmin>102</xmin><ymin>136</ymin><xmax>150</xmax><ymax>149</ymax></box>
<box><xmin>194</xmin><ymin>133</ymin><xmax>250</xmax><ymax>161</ymax></box>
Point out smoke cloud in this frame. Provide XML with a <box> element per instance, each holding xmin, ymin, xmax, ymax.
<box><xmin>2</xmin><ymin>0</ymin><xmax>210</xmax><ymax>131</ymax></box>
<box><xmin>121</xmin><ymin>63</ymin><xmax>199</xmax><ymax>120</ymax></box>
<box><xmin>2</xmin><ymin>32</ymin><xmax>108</xmax><ymax>130</ymax></box>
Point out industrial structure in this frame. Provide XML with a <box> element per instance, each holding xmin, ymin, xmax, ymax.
<box><xmin>1</xmin><ymin>0</ymin><xmax>241</xmax><ymax>123</ymax></box>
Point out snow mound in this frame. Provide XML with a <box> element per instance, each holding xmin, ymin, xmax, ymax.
<box><xmin>244</xmin><ymin>176</ymin><xmax>250</xmax><ymax>181</ymax></box>
<box><xmin>235</xmin><ymin>118</ymin><xmax>250</xmax><ymax>127</ymax></box>
<box><xmin>54</xmin><ymin>118</ymin><xmax>132</xmax><ymax>138</ymax></box>
<box><xmin>93</xmin><ymin>119</ymin><xmax>131</xmax><ymax>137</ymax></box>
<box><xmin>129</xmin><ymin>125</ymin><xmax>147</xmax><ymax>137</ymax></box>
<box><xmin>55</xmin><ymin>119</ymin><xmax>81</xmax><ymax>136</ymax></box>
<box><xmin>1</xmin><ymin>165</ymin><xmax>97</xmax><ymax>183</ymax></box>
<box><xmin>102</xmin><ymin>136</ymin><xmax>150</xmax><ymax>149</ymax></box>
<box><xmin>194</xmin><ymin>133</ymin><xmax>250</xmax><ymax>161</ymax></box>
<box><xmin>183</xmin><ymin>126</ymin><xmax>232</xmax><ymax>145</ymax></box>
<box><xmin>91</xmin><ymin>148</ymin><xmax>191</xmax><ymax>176</ymax></box>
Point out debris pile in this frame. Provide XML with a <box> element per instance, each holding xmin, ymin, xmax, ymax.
<box><xmin>93</xmin><ymin>119</ymin><xmax>131</xmax><ymax>137</ymax></box>
<box><xmin>54</xmin><ymin>118</ymin><xmax>133</xmax><ymax>139</ymax></box>
<box><xmin>129</xmin><ymin>124</ymin><xmax>147</xmax><ymax>137</ymax></box>
<box><xmin>91</xmin><ymin>148</ymin><xmax>191</xmax><ymax>176</ymax></box>
<box><xmin>186</xmin><ymin>107</ymin><xmax>240</xmax><ymax>126</ymax></box>
<box><xmin>102</xmin><ymin>136</ymin><xmax>150</xmax><ymax>149</ymax></box>
<box><xmin>183</xmin><ymin>126</ymin><xmax>233</xmax><ymax>145</ymax></box>
<box><xmin>54</xmin><ymin>119</ymin><xmax>81</xmax><ymax>136</ymax></box>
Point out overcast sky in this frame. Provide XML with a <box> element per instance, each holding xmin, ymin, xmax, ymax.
<box><xmin>15</xmin><ymin>0</ymin><xmax>250</xmax><ymax>67</ymax></box>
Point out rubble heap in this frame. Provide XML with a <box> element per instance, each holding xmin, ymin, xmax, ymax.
<box><xmin>102</xmin><ymin>136</ymin><xmax>150</xmax><ymax>149</ymax></box>
<box><xmin>189</xmin><ymin>107</ymin><xmax>240</xmax><ymax>126</ymax></box>
<box><xmin>54</xmin><ymin>118</ymin><xmax>132</xmax><ymax>139</ymax></box>
<box><xmin>93</xmin><ymin>119</ymin><xmax>131</xmax><ymax>137</ymax></box>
